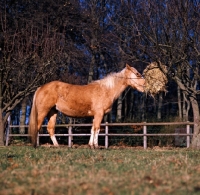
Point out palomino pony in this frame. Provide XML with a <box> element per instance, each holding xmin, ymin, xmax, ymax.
<box><xmin>29</xmin><ymin>64</ymin><xmax>145</xmax><ymax>148</ymax></box>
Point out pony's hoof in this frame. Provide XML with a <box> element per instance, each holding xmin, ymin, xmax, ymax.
<box><xmin>88</xmin><ymin>144</ymin><xmax>99</xmax><ymax>149</ymax></box>
<box><xmin>94</xmin><ymin>144</ymin><xmax>99</xmax><ymax>149</ymax></box>
<box><xmin>53</xmin><ymin>144</ymin><xmax>59</xmax><ymax>147</ymax></box>
<box><xmin>89</xmin><ymin>144</ymin><xmax>95</xmax><ymax>149</ymax></box>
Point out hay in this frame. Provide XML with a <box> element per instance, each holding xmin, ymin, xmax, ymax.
<box><xmin>143</xmin><ymin>62</ymin><xmax>168</xmax><ymax>96</ymax></box>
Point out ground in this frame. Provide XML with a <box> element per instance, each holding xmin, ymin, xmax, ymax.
<box><xmin>1</xmin><ymin>145</ymin><xmax>200</xmax><ymax>195</ymax></box>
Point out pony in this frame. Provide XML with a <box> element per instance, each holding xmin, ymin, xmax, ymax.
<box><xmin>29</xmin><ymin>64</ymin><xmax>145</xmax><ymax>148</ymax></box>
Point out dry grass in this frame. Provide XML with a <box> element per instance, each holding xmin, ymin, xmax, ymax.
<box><xmin>143</xmin><ymin>62</ymin><xmax>168</xmax><ymax>96</ymax></box>
<box><xmin>1</xmin><ymin>146</ymin><xmax>200</xmax><ymax>195</ymax></box>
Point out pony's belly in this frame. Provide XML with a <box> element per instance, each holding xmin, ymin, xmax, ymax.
<box><xmin>65</xmin><ymin>109</ymin><xmax>94</xmax><ymax>117</ymax></box>
<box><xmin>55</xmin><ymin>101</ymin><xmax>94</xmax><ymax>117</ymax></box>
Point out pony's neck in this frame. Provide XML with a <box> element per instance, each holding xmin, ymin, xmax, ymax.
<box><xmin>111</xmin><ymin>71</ymin><xmax>127</xmax><ymax>100</ymax></box>
<box><xmin>99</xmin><ymin>69</ymin><xmax>128</xmax><ymax>100</ymax></box>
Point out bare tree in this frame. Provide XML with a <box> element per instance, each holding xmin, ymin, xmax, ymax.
<box><xmin>112</xmin><ymin>0</ymin><xmax>200</xmax><ymax>147</ymax></box>
<box><xmin>0</xmin><ymin>0</ymin><xmax>86</xmax><ymax>145</ymax></box>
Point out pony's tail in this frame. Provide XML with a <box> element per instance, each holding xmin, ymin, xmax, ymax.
<box><xmin>28</xmin><ymin>91</ymin><xmax>38</xmax><ymax>148</ymax></box>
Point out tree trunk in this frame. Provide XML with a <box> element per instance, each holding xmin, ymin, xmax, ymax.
<box><xmin>182</xmin><ymin>93</ymin><xmax>186</xmax><ymax>121</ymax></box>
<box><xmin>129</xmin><ymin>91</ymin><xmax>134</xmax><ymax>121</ymax></box>
<box><xmin>88</xmin><ymin>35</ymin><xmax>97</xmax><ymax>84</ymax></box>
<box><xmin>177</xmin><ymin>86</ymin><xmax>182</xmax><ymax>120</ymax></box>
<box><xmin>116</xmin><ymin>94</ymin><xmax>123</xmax><ymax>122</ymax></box>
<box><xmin>104</xmin><ymin>112</ymin><xmax>111</xmax><ymax>123</ymax></box>
<box><xmin>0</xmin><ymin>68</ymin><xmax>4</xmax><ymax>145</ymax></box>
<box><xmin>88</xmin><ymin>61</ymin><xmax>94</xmax><ymax>84</ymax></box>
<box><xmin>157</xmin><ymin>92</ymin><xmax>162</xmax><ymax>120</ymax></box>
<box><xmin>190</xmin><ymin>97</ymin><xmax>200</xmax><ymax>148</ymax></box>
<box><xmin>0</xmin><ymin>107</ymin><xmax>4</xmax><ymax>146</ymax></box>
<box><xmin>124</xmin><ymin>91</ymin><xmax>128</xmax><ymax>121</ymax></box>
<box><xmin>182</xmin><ymin>93</ymin><xmax>190</xmax><ymax>121</ymax></box>
<box><xmin>20</xmin><ymin>97</ymin><xmax>27</xmax><ymax>134</ymax></box>
<box><xmin>141</xmin><ymin>94</ymin><xmax>145</xmax><ymax>121</ymax></box>
<box><xmin>61</xmin><ymin>112</ymin><xmax>67</xmax><ymax>124</ymax></box>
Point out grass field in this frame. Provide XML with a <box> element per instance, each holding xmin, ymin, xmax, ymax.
<box><xmin>1</xmin><ymin>146</ymin><xmax>200</xmax><ymax>195</ymax></box>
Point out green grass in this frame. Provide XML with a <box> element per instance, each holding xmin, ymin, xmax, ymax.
<box><xmin>1</xmin><ymin>146</ymin><xmax>200</xmax><ymax>195</ymax></box>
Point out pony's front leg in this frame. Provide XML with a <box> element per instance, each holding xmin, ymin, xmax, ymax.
<box><xmin>88</xmin><ymin>126</ymin><xmax>100</xmax><ymax>149</ymax></box>
<box><xmin>88</xmin><ymin>126</ymin><xmax>95</xmax><ymax>149</ymax></box>
<box><xmin>94</xmin><ymin>129</ymin><xmax>100</xmax><ymax>149</ymax></box>
<box><xmin>89</xmin><ymin>115</ymin><xmax>102</xmax><ymax>149</ymax></box>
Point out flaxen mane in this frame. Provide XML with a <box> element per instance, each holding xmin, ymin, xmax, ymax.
<box><xmin>95</xmin><ymin>71</ymin><xmax>124</xmax><ymax>89</ymax></box>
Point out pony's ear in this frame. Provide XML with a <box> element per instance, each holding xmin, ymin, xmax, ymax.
<box><xmin>126</xmin><ymin>64</ymin><xmax>131</xmax><ymax>69</ymax></box>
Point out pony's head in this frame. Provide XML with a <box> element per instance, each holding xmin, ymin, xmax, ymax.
<box><xmin>124</xmin><ymin>64</ymin><xmax>145</xmax><ymax>92</ymax></box>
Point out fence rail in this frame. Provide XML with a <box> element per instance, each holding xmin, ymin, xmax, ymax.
<box><xmin>6</xmin><ymin>122</ymin><xmax>194</xmax><ymax>149</ymax></box>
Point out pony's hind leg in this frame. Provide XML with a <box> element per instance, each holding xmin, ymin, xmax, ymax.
<box><xmin>47</xmin><ymin>108</ymin><xmax>59</xmax><ymax>146</ymax></box>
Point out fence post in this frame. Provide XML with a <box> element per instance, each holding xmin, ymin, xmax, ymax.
<box><xmin>68</xmin><ymin>125</ymin><xmax>72</xmax><ymax>147</ymax></box>
<box><xmin>105</xmin><ymin>122</ymin><xmax>108</xmax><ymax>149</ymax></box>
<box><xmin>143</xmin><ymin>122</ymin><xmax>147</xmax><ymax>149</ymax></box>
<box><xmin>5</xmin><ymin>115</ymin><xmax>11</xmax><ymax>146</ymax></box>
<box><xmin>186</xmin><ymin>121</ymin><xmax>190</xmax><ymax>148</ymax></box>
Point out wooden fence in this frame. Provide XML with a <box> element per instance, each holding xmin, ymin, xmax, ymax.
<box><xmin>5</xmin><ymin>122</ymin><xmax>194</xmax><ymax>149</ymax></box>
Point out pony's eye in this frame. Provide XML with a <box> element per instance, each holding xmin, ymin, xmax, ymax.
<box><xmin>136</xmin><ymin>73</ymin><xmax>142</xmax><ymax>77</ymax></box>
